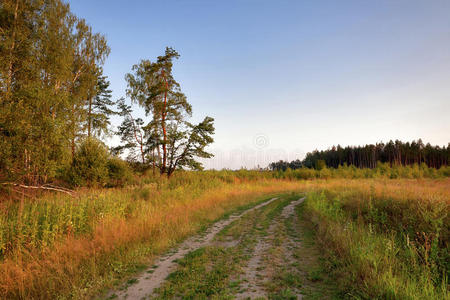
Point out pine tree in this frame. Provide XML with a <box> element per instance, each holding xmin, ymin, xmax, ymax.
<box><xmin>165</xmin><ymin>117</ymin><xmax>215</xmax><ymax>177</ymax></box>
<box><xmin>120</xmin><ymin>47</ymin><xmax>214</xmax><ymax>177</ymax></box>
<box><xmin>271</xmin><ymin>140</ymin><xmax>448</xmax><ymax>170</ymax></box>
<box><xmin>115</xmin><ymin>98</ymin><xmax>146</xmax><ymax>164</ymax></box>
<box><xmin>86</xmin><ymin>72</ymin><xmax>115</xmax><ymax>138</ymax></box>
<box><xmin>125</xmin><ymin>47</ymin><xmax>192</xmax><ymax>174</ymax></box>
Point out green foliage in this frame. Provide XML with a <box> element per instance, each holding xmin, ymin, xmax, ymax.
<box><xmin>165</xmin><ymin>116</ymin><xmax>215</xmax><ymax>176</ymax></box>
<box><xmin>106</xmin><ymin>156</ymin><xmax>133</xmax><ymax>187</ymax></box>
<box><xmin>123</xmin><ymin>47</ymin><xmax>192</xmax><ymax>174</ymax></box>
<box><xmin>119</xmin><ymin>47</ymin><xmax>215</xmax><ymax>177</ymax></box>
<box><xmin>273</xmin><ymin>140</ymin><xmax>449</xmax><ymax>170</ymax></box>
<box><xmin>86</xmin><ymin>73</ymin><xmax>116</xmax><ymax>138</ymax></box>
<box><xmin>65</xmin><ymin>138</ymin><xmax>132</xmax><ymax>187</ymax></box>
<box><xmin>115</xmin><ymin>98</ymin><xmax>147</xmax><ymax>164</ymax></box>
<box><xmin>304</xmin><ymin>185</ymin><xmax>449</xmax><ymax>299</ymax></box>
<box><xmin>273</xmin><ymin>163</ymin><xmax>450</xmax><ymax>180</ymax></box>
<box><xmin>125</xmin><ymin>47</ymin><xmax>192</xmax><ymax>120</ymax></box>
<box><xmin>314</xmin><ymin>159</ymin><xmax>326</xmax><ymax>170</ymax></box>
<box><xmin>0</xmin><ymin>0</ymin><xmax>109</xmax><ymax>185</ymax></box>
<box><xmin>67</xmin><ymin>138</ymin><xmax>109</xmax><ymax>186</ymax></box>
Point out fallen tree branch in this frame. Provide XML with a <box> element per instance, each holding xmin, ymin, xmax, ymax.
<box><xmin>1</xmin><ymin>182</ymin><xmax>76</xmax><ymax>196</ymax></box>
<box><xmin>42</xmin><ymin>184</ymin><xmax>75</xmax><ymax>193</ymax></box>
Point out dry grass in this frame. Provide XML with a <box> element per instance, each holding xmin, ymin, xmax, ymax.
<box><xmin>0</xmin><ymin>173</ymin><xmax>304</xmax><ymax>299</ymax></box>
<box><xmin>1</xmin><ymin>173</ymin><xmax>448</xmax><ymax>299</ymax></box>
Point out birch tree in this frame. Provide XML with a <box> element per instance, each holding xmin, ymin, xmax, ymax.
<box><xmin>0</xmin><ymin>0</ymin><xmax>109</xmax><ymax>184</ymax></box>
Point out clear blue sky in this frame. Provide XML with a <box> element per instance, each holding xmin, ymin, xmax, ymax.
<box><xmin>68</xmin><ymin>0</ymin><xmax>450</xmax><ymax>169</ymax></box>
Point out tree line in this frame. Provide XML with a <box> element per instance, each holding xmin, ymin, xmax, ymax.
<box><xmin>0</xmin><ymin>0</ymin><xmax>214</xmax><ymax>188</ymax></box>
<box><xmin>270</xmin><ymin>140</ymin><xmax>449</xmax><ymax>171</ymax></box>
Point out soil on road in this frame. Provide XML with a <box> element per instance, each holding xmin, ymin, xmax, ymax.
<box><xmin>108</xmin><ymin>194</ymin><xmax>336</xmax><ymax>300</ymax></box>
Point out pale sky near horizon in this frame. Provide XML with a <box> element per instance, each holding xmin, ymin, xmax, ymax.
<box><xmin>68</xmin><ymin>0</ymin><xmax>450</xmax><ymax>169</ymax></box>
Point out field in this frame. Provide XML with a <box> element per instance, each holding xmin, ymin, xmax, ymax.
<box><xmin>2</xmin><ymin>1</ymin><xmax>449</xmax><ymax>299</ymax></box>
<box><xmin>304</xmin><ymin>179</ymin><xmax>449</xmax><ymax>299</ymax></box>
<box><xmin>0</xmin><ymin>171</ymin><xmax>448</xmax><ymax>299</ymax></box>
<box><xmin>0</xmin><ymin>172</ymin><xmax>301</xmax><ymax>299</ymax></box>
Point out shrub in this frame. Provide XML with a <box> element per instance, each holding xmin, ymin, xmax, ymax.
<box><xmin>314</xmin><ymin>159</ymin><xmax>326</xmax><ymax>170</ymax></box>
<box><xmin>439</xmin><ymin>165</ymin><xmax>450</xmax><ymax>177</ymax></box>
<box><xmin>107</xmin><ymin>157</ymin><xmax>133</xmax><ymax>187</ymax></box>
<box><xmin>67</xmin><ymin>138</ymin><xmax>109</xmax><ymax>186</ymax></box>
<box><xmin>319</xmin><ymin>167</ymin><xmax>331</xmax><ymax>179</ymax></box>
<box><xmin>293</xmin><ymin>168</ymin><xmax>316</xmax><ymax>179</ymax></box>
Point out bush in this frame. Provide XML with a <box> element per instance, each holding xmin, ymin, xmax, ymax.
<box><xmin>67</xmin><ymin>138</ymin><xmax>109</xmax><ymax>186</ymax></box>
<box><xmin>318</xmin><ymin>167</ymin><xmax>331</xmax><ymax>178</ymax></box>
<box><xmin>107</xmin><ymin>157</ymin><xmax>133</xmax><ymax>187</ymax></box>
<box><xmin>293</xmin><ymin>168</ymin><xmax>316</xmax><ymax>179</ymax></box>
<box><xmin>439</xmin><ymin>165</ymin><xmax>450</xmax><ymax>177</ymax></box>
<box><xmin>314</xmin><ymin>159</ymin><xmax>326</xmax><ymax>170</ymax></box>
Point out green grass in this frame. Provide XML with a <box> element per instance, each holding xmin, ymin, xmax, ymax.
<box><xmin>154</xmin><ymin>246</ymin><xmax>238</xmax><ymax>299</ymax></box>
<box><xmin>153</xmin><ymin>194</ymin><xmax>295</xmax><ymax>299</ymax></box>
<box><xmin>265</xmin><ymin>198</ymin><xmax>339</xmax><ymax>300</ymax></box>
<box><xmin>2</xmin><ymin>174</ymin><xmax>446</xmax><ymax>299</ymax></box>
<box><xmin>152</xmin><ymin>193</ymin><xmax>340</xmax><ymax>299</ymax></box>
<box><xmin>303</xmin><ymin>181</ymin><xmax>449</xmax><ymax>299</ymax></box>
<box><xmin>0</xmin><ymin>171</ymin><xmax>303</xmax><ymax>299</ymax></box>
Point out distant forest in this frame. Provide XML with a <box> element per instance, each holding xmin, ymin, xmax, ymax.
<box><xmin>270</xmin><ymin>140</ymin><xmax>449</xmax><ymax>170</ymax></box>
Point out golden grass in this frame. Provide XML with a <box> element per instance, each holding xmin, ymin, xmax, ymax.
<box><xmin>1</xmin><ymin>173</ymin><xmax>448</xmax><ymax>299</ymax></box>
<box><xmin>0</xmin><ymin>177</ymin><xmax>303</xmax><ymax>299</ymax></box>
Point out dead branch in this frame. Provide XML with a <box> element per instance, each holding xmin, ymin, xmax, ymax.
<box><xmin>1</xmin><ymin>183</ymin><xmax>76</xmax><ymax>197</ymax></box>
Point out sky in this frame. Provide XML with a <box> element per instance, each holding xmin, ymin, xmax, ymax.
<box><xmin>67</xmin><ymin>0</ymin><xmax>450</xmax><ymax>169</ymax></box>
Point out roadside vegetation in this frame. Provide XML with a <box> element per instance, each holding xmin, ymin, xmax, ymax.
<box><xmin>0</xmin><ymin>172</ymin><xmax>303</xmax><ymax>299</ymax></box>
<box><xmin>1</xmin><ymin>173</ymin><xmax>448</xmax><ymax>299</ymax></box>
<box><xmin>1</xmin><ymin>0</ymin><xmax>215</xmax><ymax>195</ymax></box>
<box><xmin>272</xmin><ymin>162</ymin><xmax>450</xmax><ymax>180</ymax></box>
<box><xmin>303</xmin><ymin>179</ymin><xmax>449</xmax><ymax>299</ymax></box>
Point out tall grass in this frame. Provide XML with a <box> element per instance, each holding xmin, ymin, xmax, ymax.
<box><xmin>303</xmin><ymin>179</ymin><xmax>449</xmax><ymax>299</ymax></box>
<box><xmin>1</xmin><ymin>171</ymin><xmax>448</xmax><ymax>299</ymax></box>
<box><xmin>0</xmin><ymin>172</ymin><xmax>302</xmax><ymax>299</ymax></box>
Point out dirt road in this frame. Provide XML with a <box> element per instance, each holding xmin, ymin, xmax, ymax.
<box><xmin>109</xmin><ymin>194</ymin><xmax>334</xmax><ymax>299</ymax></box>
<box><xmin>112</xmin><ymin>197</ymin><xmax>279</xmax><ymax>299</ymax></box>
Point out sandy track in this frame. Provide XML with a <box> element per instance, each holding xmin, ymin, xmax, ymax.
<box><xmin>237</xmin><ymin>197</ymin><xmax>305</xmax><ymax>299</ymax></box>
<box><xmin>237</xmin><ymin>221</ymin><xmax>277</xmax><ymax>299</ymax></box>
<box><xmin>112</xmin><ymin>197</ymin><xmax>279</xmax><ymax>300</ymax></box>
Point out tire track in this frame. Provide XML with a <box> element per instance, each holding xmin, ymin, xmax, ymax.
<box><xmin>237</xmin><ymin>197</ymin><xmax>305</xmax><ymax>299</ymax></box>
<box><xmin>111</xmin><ymin>197</ymin><xmax>279</xmax><ymax>300</ymax></box>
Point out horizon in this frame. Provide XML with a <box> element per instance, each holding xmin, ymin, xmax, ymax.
<box><xmin>67</xmin><ymin>0</ymin><xmax>450</xmax><ymax>169</ymax></box>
